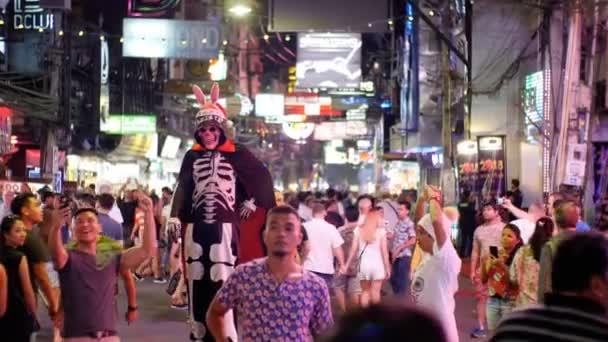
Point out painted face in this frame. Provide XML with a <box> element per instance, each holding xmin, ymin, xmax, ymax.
<box><xmin>74</xmin><ymin>211</ymin><xmax>102</xmax><ymax>244</ymax></box>
<box><xmin>198</xmin><ymin>124</ymin><xmax>221</xmax><ymax>149</ymax></box>
<box><xmin>3</xmin><ymin>220</ymin><xmax>27</xmax><ymax>247</ymax></box>
<box><xmin>264</xmin><ymin>213</ymin><xmax>302</xmax><ymax>258</ymax></box>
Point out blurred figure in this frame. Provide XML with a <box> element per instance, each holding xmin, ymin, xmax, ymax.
<box><xmin>411</xmin><ymin>186</ymin><xmax>461</xmax><ymax>342</ymax></box>
<box><xmin>0</xmin><ymin>215</ymin><xmax>38</xmax><ymax>342</ymax></box>
<box><xmin>0</xmin><ymin>263</ymin><xmax>6</xmax><ymax>317</ymax></box>
<box><xmin>492</xmin><ymin>233</ymin><xmax>608</xmax><ymax>341</ymax></box>
<box><xmin>388</xmin><ymin>200</ymin><xmax>416</xmax><ymax>297</ymax></box>
<box><xmin>325</xmin><ymin>200</ymin><xmax>345</xmax><ymax>228</ymax></box>
<box><xmin>470</xmin><ymin>200</ymin><xmax>504</xmax><ymax>339</ymax></box>
<box><xmin>333</xmin><ymin>206</ymin><xmax>361</xmax><ymax>312</ymax></box>
<box><xmin>510</xmin><ymin>217</ymin><xmax>554</xmax><ymax>307</ymax></box>
<box><xmin>325</xmin><ymin>302</ymin><xmax>447</xmax><ymax>342</ymax></box>
<box><xmin>458</xmin><ymin>190</ymin><xmax>477</xmax><ymax>257</ymax></box>
<box><xmin>356</xmin><ymin>195</ymin><xmax>375</xmax><ymax>225</ymax></box>
<box><xmin>538</xmin><ymin>200</ymin><xmax>579</xmax><ymax>304</ymax></box>
<box><xmin>303</xmin><ymin>202</ymin><xmax>345</xmax><ymax>290</ymax></box>
<box><xmin>502</xmin><ymin>200</ymin><xmax>545</xmax><ymax>244</ymax></box>
<box><xmin>97</xmin><ymin>194</ymin><xmax>124</xmax><ymax>246</ymax></box>
<box><xmin>481</xmin><ymin>224</ymin><xmax>522</xmax><ymax>331</ymax></box>
<box><xmin>344</xmin><ymin>210</ymin><xmax>390</xmax><ymax>307</ymax></box>
<box><xmin>510</xmin><ymin>179</ymin><xmax>523</xmax><ymax>209</ymax></box>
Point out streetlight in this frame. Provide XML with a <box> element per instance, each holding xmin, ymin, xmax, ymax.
<box><xmin>227</xmin><ymin>0</ymin><xmax>253</xmax><ymax>17</ymax></box>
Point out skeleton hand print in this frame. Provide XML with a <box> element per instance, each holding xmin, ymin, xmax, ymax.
<box><xmin>192</xmin><ymin>152</ymin><xmax>236</xmax><ymax>224</ymax></box>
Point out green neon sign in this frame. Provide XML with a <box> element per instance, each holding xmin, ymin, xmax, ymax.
<box><xmin>101</xmin><ymin>115</ymin><xmax>157</xmax><ymax>135</ymax></box>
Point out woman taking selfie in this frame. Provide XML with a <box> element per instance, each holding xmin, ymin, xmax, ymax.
<box><xmin>481</xmin><ymin>223</ymin><xmax>523</xmax><ymax>331</ymax></box>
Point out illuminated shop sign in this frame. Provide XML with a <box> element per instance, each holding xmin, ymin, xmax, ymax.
<box><xmin>101</xmin><ymin>115</ymin><xmax>157</xmax><ymax>135</ymax></box>
<box><xmin>284</xmin><ymin>93</ymin><xmax>339</xmax><ymax>116</ymax></box>
<box><xmin>13</xmin><ymin>0</ymin><xmax>55</xmax><ymax>30</ymax></box>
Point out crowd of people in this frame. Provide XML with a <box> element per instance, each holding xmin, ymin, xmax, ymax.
<box><xmin>2</xmin><ymin>179</ymin><xmax>608</xmax><ymax>342</ymax></box>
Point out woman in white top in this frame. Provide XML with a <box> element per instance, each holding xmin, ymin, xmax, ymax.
<box><xmin>344</xmin><ymin>210</ymin><xmax>391</xmax><ymax>307</ymax></box>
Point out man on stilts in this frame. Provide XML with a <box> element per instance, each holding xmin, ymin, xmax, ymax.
<box><xmin>169</xmin><ymin>83</ymin><xmax>276</xmax><ymax>341</ymax></box>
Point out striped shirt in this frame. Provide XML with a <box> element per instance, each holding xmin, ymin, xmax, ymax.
<box><xmin>491</xmin><ymin>293</ymin><xmax>608</xmax><ymax>342</ymax></box>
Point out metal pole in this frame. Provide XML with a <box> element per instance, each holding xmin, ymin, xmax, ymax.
<box><xmin>465</xmin><ymin>0</ymin><xmax>473</xmax><ymax>140</ymax></box>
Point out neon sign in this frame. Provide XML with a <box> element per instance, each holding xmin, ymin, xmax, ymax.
<box><xmin>13</xmin><ymin>0</ymin><xmax>55</xmax><ymax>30</ymax></box>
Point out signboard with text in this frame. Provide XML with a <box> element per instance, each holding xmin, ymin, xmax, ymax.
<box><xmin>456</xmin><ymin>140</ymin><xmax>479</xmax><ymax>194</ymax></box>
<box><xmin>101</xmin><ymin>115</ymin><xmax>157</xmax><ymax>135</ymax></box>
<box><xmin>13</xmin><ymin>0</ymin><xmax>55</xmax><ymax>30</ymax></box>
<box><xmin>477</xmin><ymin>136</ymin><xmax>507</xmax><ymax>199</ymax></box>
<box><xmin>123</xmin><ymin>18</ymin><xmax>222</xmax><ymax>60</ymax></box>
<box><xmin>296</xmin><ymin>33</ymin><xmax>362</xmax><ymax>88</ymax></box>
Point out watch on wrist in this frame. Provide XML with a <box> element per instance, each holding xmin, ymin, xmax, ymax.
<box><xmin>127</xmin><ymin>305</ymin><xmax>138</xmax><ymax>312</ymax></box>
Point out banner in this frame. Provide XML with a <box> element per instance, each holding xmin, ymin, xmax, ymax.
<box><xmin>296</xmin><ymin>33</ymin><xmax>362</xmax><ymax>89</ymax></box>
<box><xmin>477</xmin><ymin>136</ymin><xmax>507</xmax><ymax>200</ymax></box>
<box><xmin>456</xmin><ymin>140</ymin><xmax>478</xmax><ymax>194</ymax></box>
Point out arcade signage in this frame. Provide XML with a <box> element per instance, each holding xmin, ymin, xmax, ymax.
<box><xmin>13</xmin><ymin>0</ymin><xmax>55</xmax><ymax>30</ymax></box>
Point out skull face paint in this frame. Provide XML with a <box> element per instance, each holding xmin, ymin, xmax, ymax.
<box><xmin>198</xmin><ymin>124</ymin><xmax>221</xmax><ymax>150</ymax></box>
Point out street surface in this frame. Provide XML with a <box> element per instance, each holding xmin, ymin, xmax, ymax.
<box><xmin>37</xmin><ymin>265</ymin><xmax>480</xmax><ymax>342</ymax></box>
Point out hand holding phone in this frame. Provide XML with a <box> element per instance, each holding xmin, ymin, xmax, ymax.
<box><xmin>489</xmin><ymin>246</ymin><xmax>499</xmax><ymax>258</ymax></box>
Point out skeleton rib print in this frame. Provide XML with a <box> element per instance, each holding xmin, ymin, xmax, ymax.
<box><xmin>192</xmin><ymin>152</ymin><xmax>236</xmax><ymax>224</ymax></box>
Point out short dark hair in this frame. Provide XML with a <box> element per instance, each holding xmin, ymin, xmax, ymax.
<box><xmin>326</xmin><ymin>302</ymin><xmax>447</xmax><ymax>342</ymax></box>
<box><xmin>97</xmin><ymin>193</ymin><xmax>115</xmax><ymax>210</ymax></box>
<box><xmin>312</xmin><ymin>202</ymin><xmax>326</xmax><ymax>215</ymax></box>
<box><xmin>482</xmin><ymin>200</ymin><xmax>499</xmax><ymax>211</ymax></box>
<box><xmin>162</xmin><ymin>187</ymin><xmax>173</xmax><ymax>195</ymax></box>
<box><xmin>552</xmin><ymin>233</ymin><xmax>608</xmax><ymax>294</ymax></box>
<box><xmin>77</xmin><ymin>193</ymin><xmax>97</xmax><ymax>208</ymax></box>
<box><xmin>326</xmin><ymin>188</ymin><xmax>337</xmax><ymax>199</ymax></box>
<box><xmin>41</xmin><ymin>191</ymin><xmax>56</xmax><ymax>203</ymax></box>
<box><xmin>11</xmin><ymin>192</ymin><xmax>37</xmax><ymax>216</ymax></box>
<box><xmin>554</xmin><ymin>200</ymin><xmax>578</xmax><ymax>229</ymax></box>
<box><xmin>74</xmin><ymin>208</ymin><xmax>99</xmax><ymax>219</ymax></box>
<box><xmin>267</xmin><ymin>205</ymin><xmax>300</xmax><ymax>220</ymax></box>
<box><xmin>398</xmin><ymin>200</ymin><xmax>411</xmax><ymax>211</ymax></box>
<box><xmin>344</xmin><ymin>206</ymin><xmax>359</xmax><ymax>223</ymax></box>
<box><xmin>511</xmin><ymin>179</ymin><xmax>520</xmax><ymax>187</ymax></box>
<box><xmin>357</xmin><ymin>194</ymin><xmax>375</xmax><ymax>207</ymax></box>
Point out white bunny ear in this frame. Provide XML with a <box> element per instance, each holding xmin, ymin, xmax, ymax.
<box><xmin>192</xmin><ymin>85</ymin><xmax>206</xmax><ymax>105</ymax></box>
<box><xmin>210</xmin><ymin>82</ymin><xmax>220</xmax><ymax>103</ymax></box>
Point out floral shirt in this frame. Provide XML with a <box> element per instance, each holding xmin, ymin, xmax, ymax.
<box><xmin>216</xmin><ymin>258</ymin><xmax>333</xmax><ymax>341</ymax></box>
<box><xmin>388</xmin><ymin>218</ymin><xmax>416</xmax><ymax>258</ymax></box>
<box><xmin>510</xmin><ymin>245</ymin><xmax>540</xmax><ymax>307</ymax></box>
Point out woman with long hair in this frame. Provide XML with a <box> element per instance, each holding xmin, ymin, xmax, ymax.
<box><xmin>509</xmin><ymin>217</ymin><xmax>554</xmax><ymax>307</ymax></box>
<box><xmin>344</xmin><ymin>210</ymin><xmax>391</xmax><ymax>307</ymax></box>
<box><xmin>481</xmin><ymin>223</ymin><xmax>523</xmax><ymax>331</ymax></box>
<box><xmin>0</xmin><ymin>215</ymin><xmax>38</xmax><ymax>341</ymax></box>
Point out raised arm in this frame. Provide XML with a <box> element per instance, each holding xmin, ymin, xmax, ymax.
<box><xmin>121</xmin><ymin>192</ymin><xmax>157</xmax><ymax>271</ymax></box>
<box><xmin>49</xmin><ymin>206</ymin><xmax>69</xmax><ymax>270</ymax></box>
<box><xmin>502</xmin><ymin>199</ymin><xmax>531</xmax><ymax>221</ymax></box>
<box><xmin>429</xmin><ymin>196</ymin><xmax>448</xmax><ymax>249</ymax></box>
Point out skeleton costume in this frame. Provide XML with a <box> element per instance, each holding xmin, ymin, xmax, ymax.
<box><xmin>170</xmin><ymin>84</ymin><xmax>275</xmax><ymax>341</ymax></box>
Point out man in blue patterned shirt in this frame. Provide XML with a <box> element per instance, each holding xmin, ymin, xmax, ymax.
<box><xmin>388</xmin><ymin>200</ymin><xmax>417</xmax><ymax>296</ymax></box>
<box><xmin>206</xmin><ymin>205</ymin><xmax>333</xmax><ymax>341</ymax></box>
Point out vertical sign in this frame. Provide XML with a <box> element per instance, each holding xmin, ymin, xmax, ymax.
<box><xmin>456</xmin><ymin>140</ymin><xmax>478</xmax><ymax>194</ymax></box>
<box><xmin>13</xmin><ymin>0</ymin><xmax>55</xmax><ymax>30</ymax></box>
<box><xmin>99</xmin><ymin>40</ymin><xmax>110</xmax><ymax>131</ymax></box>
<box><xmin>477</xmin><ymin>136</ymin><xmax>506</xmax><ymax>200</ymax></box>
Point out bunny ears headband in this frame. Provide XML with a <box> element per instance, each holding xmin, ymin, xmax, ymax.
<box><xmin>192</xmin><ymin>83</ymin><xmax>229</xmax><ymax>128</ymax></box>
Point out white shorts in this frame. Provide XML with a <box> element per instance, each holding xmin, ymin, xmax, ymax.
<box><xmin>358</xmin><ymin>259</ymin><xmax>386</xmax><ymax>281</ymax></box>
<box><xmin>46</xmin><ymin>262</ymin><xmax>60</xmax><ymax>288</ymax></box>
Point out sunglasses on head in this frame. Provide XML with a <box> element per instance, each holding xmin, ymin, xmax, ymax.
<box><xmin>199</xmin><ymin>126</ymin><xmax>219</xmax><ymax>133</ymax></box>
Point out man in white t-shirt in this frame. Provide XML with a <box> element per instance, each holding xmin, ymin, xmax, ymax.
<box><xmin>503</xmin><ymin>200</ymin><xmax>545</xmax><ymax>244</ymax></box>
<box><xmin>411</xmin><ymin>186</ymin><xmax>461</xmax><ymax>342</ymax></box>
<box><xmin>303</xmin><ymin>202</ymin><xmax>345</xmax><ymax>290</ymax></box>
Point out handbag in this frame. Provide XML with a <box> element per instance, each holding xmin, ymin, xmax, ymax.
<box><xmin>166</xmin><ymin>269</ymin><xmax>182</xmax><ymax>296</ymax></box>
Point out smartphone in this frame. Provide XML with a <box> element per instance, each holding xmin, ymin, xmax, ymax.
<box><xmin>497</xmin><ymin>197</ymin><xmax>504</xmax><ymax>205</ymax></box>
<box><xmin>60</xmin><ymin>195</ymin><xmax>71</xmax><ymax>209</ymax></box>
<box><xmin>489</xmin><ymin>246</ymin><xmax>499</xmax><ymax>258</ymax></box>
